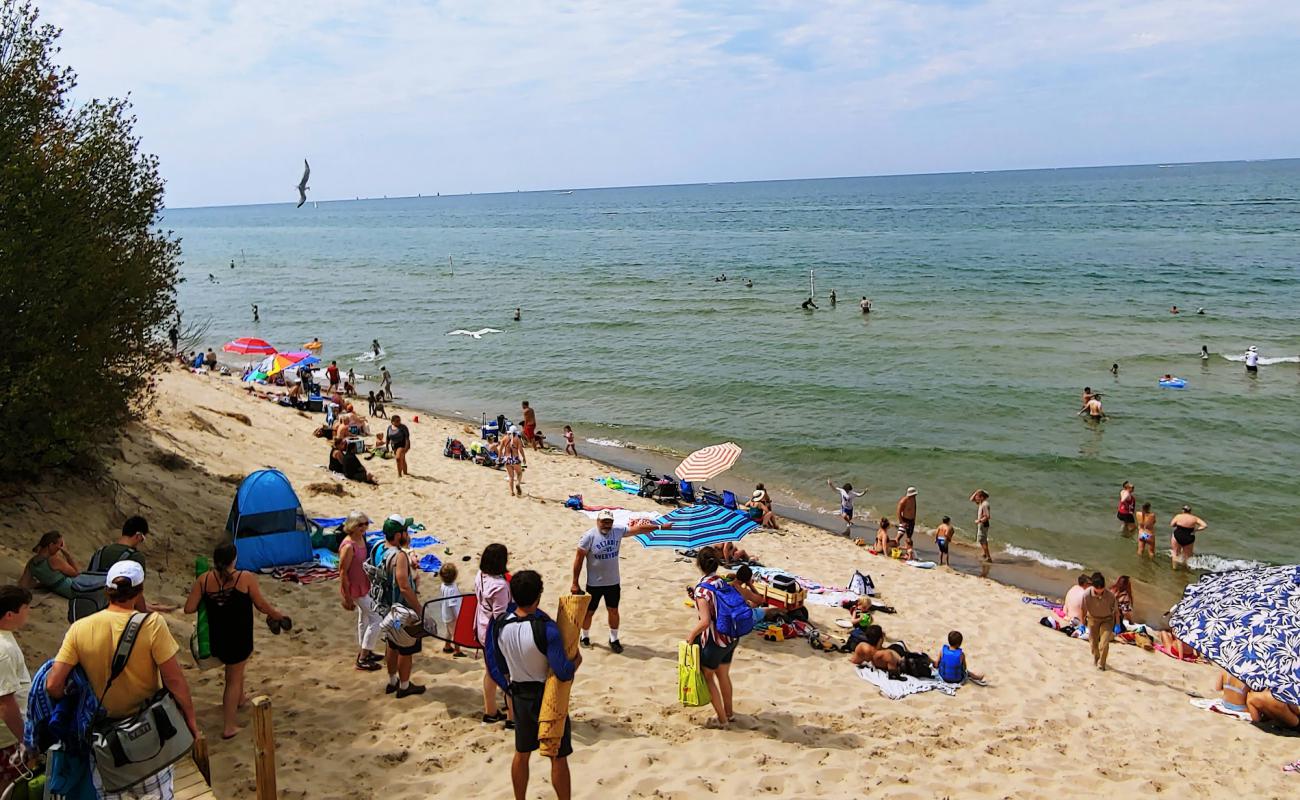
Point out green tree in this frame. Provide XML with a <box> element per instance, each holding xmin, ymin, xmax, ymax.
<box><xmin>0</xmin><ymin>0</ymin><xmax>179</xmax><ymax>478</ymax></box>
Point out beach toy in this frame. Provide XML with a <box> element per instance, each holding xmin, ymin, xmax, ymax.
<box><xmin>1159</xmin><ymin>377</ymin><xmax>1187</xmax><ymax>389</ymax></box>
<box><xmin>303</xmin><ymin>339</ymin><xmax>322</xmax><ymax>350</ymax></box>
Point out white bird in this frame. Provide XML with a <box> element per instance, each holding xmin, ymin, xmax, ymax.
<box><xmin>296</xmin><ymin>159</ymin><xmax>310</xmax><ymax>208</ymax></box>
<box><xmin>446</xmin><ymin>328</ymin><xmax>502</xmax><ymax>340</ymax></box>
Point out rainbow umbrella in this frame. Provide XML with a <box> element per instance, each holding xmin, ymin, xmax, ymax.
<box><xmin>265</xmin><ymin>350</ymin><xmax>319</xmax><ymax>376</ymax></box>
<box><xmin>223</xmin><ymin>337</ymin><xmax>276</xmax><ymax>355</ymax></box>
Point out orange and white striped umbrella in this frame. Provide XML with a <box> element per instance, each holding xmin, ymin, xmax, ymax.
<box><xmin>674</xmin><ymin>442</ymin><xmax>742</xmax><ymax>483</ymax></box>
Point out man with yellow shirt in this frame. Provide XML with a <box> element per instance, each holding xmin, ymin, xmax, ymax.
<box><xmin>45</xmin><ymin>561</ymin><xmax>199</xmax><ymax>798</ymax></box>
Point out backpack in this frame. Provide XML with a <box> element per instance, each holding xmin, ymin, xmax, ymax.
<box><xmin>902</xmin><ymin>650</ymin><xmax>934</xmax><ymax>680</ymax></box>
<box><xmin>443</xmin><ymin>438</ymin><xmax>468</xmax><ymax>459</ymax></box>
<box><xmin>67</xmin><ymin>546</ymin><xmax>138</xmax><ymax>623</ymax></box>
<box><xmin>696</xmin><ymin>578</ymin><xmax>754</xmax><ymax>638</ymax></box>
<box><xmin>365</xmin><ymin>544</ymin><xmax>402</xmax><ymax>617</ymax></box>
<box><xmin>485</xmin><ymin>610</ymin><xmax>552</xmax><ymax>691</ymax></box>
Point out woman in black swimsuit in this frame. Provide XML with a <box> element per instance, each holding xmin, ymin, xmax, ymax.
<box><xmin>1169</xmin><ymin>505</ymin><xmax>1207</xmax><ymax>569</ymax></box>
<box><xmin>184</xmin><ymin>543</ymin><xmax>288</xmax><ymax>739</ymax></box>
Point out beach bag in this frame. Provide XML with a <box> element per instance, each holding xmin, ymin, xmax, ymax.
<box><xmin>902</xmin><ymin>651</ymin><xmax>933</xmax><ymax>680</ymax></box>
<box><xmin>696</xmin><ymin>579</ymin><xmax>754</xmax><ymax>638</ymax></box>
<box><xmin>67</xmin><ymin>546</ymin><xmax>138</xmax><ymax>623</ymax></box>
<box><xmin>677</xmin><ymin>641</ymin><xmax>711</xmax><ymax>707</ymax></box>
<box><xmin>564</xmin><ymin>495</ymin><xmax>583</xmax><ymax>510</ymax></box>
<box><xmin>847</xmin><ymin>570</ymin><xmax>876</xmax><ymax>597</ymax></box>
<box><xmin>92</xmin><ymin>613</ymin><xmax>194</xmax><ymax>793</ymax></box>
<box><xmin>380</xmin><ymin>604</ymin><xmax>423</xmax><ymax>648</ymax></box>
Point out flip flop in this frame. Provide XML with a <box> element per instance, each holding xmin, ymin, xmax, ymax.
<box><xmin>266</xmin><ymin>617</ymin><xmax>281</xmax><ymax>635</ymax></box>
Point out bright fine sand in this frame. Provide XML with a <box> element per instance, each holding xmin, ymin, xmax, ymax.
<box><xmin>3</xmin><ymin>369</ymin><xmax>1296</xmax><ymax>799</ymax></box>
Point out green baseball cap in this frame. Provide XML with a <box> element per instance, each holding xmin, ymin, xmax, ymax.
<box><xmin>382</xmin><ymin>514</ymin><xmax>414</xmax><ymax>536</ymax></box>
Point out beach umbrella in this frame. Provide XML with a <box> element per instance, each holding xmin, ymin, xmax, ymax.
<box><xmin>1169</xmin><ymin>565</ymin><xmax>1300</xmax><ymax>704</ymax></box>
<box><xmin>223</xmin><ymin>337</ymin><xmax>276</xmax><ymax>355</ymax></box>
<box><xmin>674</xmin><ymin>442</ymin><xmax>742</xmax><ymax>483</ymax></box>
<box><xmin>635</xmin><ymin>504</ymin><xmax>757</xmax><ymax>549</ymax></box>
<box><xmin>266</xmin><ymin>351</ymin><xmax>319</xmax><ymax>376</ymax></box>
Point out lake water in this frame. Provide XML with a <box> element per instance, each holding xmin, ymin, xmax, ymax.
<box><xmin>169</xmin><ymin>160</ymin><xmax>1300</xmax><ymax>600</ymax></box>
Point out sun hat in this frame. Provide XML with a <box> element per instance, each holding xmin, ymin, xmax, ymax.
<box><xmin>509</xmin><ymin>425</ymin><xmax>521</xmax><ymax>435</ymax></box>
<box><xmin>596</xmin><ymin>510</ymin><xmax>615</xmax><ymax>522</ymax></box>
<box><xmin>106</xmin><ymin>560</ymin><xmax>145</xmax><ymax>588</ymax></box>
<box><xmin>906</xmin><ymin>487</ymin><xmax>918</xmax><ymax>497</ymax></box>
<box><xmin>752</xmin><ymin>490</ymin><xmax>764</xmax><ymax>500</ymax></box>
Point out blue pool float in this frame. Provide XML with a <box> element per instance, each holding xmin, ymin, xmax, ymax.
<box><xmin>1158</xmin><ymin>377</ymin><xmax>1187</xmax><ymax>389</ymax></box>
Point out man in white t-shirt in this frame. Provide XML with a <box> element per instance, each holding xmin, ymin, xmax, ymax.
<box><xmin>0</xmin><ymin>586</ymin><xmax>33</xmax><ymax>787</ymax></box>
<box><xmin>571</xmin><ymin>511</ymin><xmax>668</xmax><ymax>654</ymax></box>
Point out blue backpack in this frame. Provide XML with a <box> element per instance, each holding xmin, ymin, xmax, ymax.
<box><xmin>697</xmin><ymin>578</ymin><xmax>754</xmax><ymax>638</ymax></box>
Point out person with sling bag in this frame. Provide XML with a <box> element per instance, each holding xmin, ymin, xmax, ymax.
<box><xmin>45</xmin><ymin>561</ymin><xmax>199</xmax><ymax>797</ymax></box>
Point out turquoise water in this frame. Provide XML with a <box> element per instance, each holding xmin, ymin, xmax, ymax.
<box><xmin>169</xmin><ymin>160</ymin><xmax>1300</xmax><ymax>591</ymax></box>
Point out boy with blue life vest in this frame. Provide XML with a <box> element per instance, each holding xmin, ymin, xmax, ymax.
<box><xmin>486</xmin><ymin>570</ymin><xmax>581</xmax><ymax>800</ymax></box>
<box><xmin>934</xmin><ymin>630</ymin><xmax>983</xmax><ymax>684</ymax></box>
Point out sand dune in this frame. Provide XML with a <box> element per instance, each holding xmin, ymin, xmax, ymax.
<box><xmin>2</xmin><ymin>369</ymin><xmax>1294</xmax><ymax>798</ymax></box>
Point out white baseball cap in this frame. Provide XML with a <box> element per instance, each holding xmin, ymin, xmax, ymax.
<box><xmin>106</xmin><ymin>560</ymin><xmax>145</xmax><ymax>588</ymax></box>
<box><xmin>596</xmin><ymin>510</ymin><xmax>615</xmax><ymax>522</ymax></box>
<box><xmin>906</xmin><ymin>487</ymin><xmax>918</xmax><ymax>497</ymax></box>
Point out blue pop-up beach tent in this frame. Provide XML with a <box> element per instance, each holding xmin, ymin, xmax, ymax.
<box><xmin>225</xmin><ymin>469</ymin><xmax>313</xmax><ymax>570</ymax></box>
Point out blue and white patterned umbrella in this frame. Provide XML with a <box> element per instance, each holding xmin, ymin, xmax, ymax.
<box><xmin>634</xmin><ymin>504</ymin><xmax>758</xmax><ymax>549</ymax></box>
<box><xmin>1169</xmin><ymin>565</ymin><xmax>1300</xmax><ymax>704</ymax></box>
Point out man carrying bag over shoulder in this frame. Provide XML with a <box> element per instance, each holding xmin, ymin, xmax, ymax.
<box><xmin>45</xmin><ymin>561</ymin><xmax>199</xmax><ymax>798</ymax></box>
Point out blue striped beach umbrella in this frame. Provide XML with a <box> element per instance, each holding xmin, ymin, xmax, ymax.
<box><xmin>1169</xmin><ymin>564</ymin><xmax>1300</xmax><ymax>704</ymax></box>
<box><xmin>634</xmin><ymin>504</ymin><xmax>758</xmax><ymax>549</ymax></box>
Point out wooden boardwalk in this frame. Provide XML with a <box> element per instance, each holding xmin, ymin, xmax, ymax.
<box><xmin>173</xmin><ymin>759</ymin><xmax>217</xmax><ymax>800</ymax></box>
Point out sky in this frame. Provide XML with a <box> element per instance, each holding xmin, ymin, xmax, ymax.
<box><xmin>36</xmin><ymin>0</ymin><xmax>1300</xmax><ymax>207</ymax></box>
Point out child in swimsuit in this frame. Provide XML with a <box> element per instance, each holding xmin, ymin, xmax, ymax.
<box><xmin>934</xmin><ymin>516</ymin><xmax>953</xmax><ymax>566</ymax></box>
<box><xmin>563</xmin><ymin>425</ymin><xmax>576</xmax><ymax>456</ymax></box>
<box><xmin>1136</xmin><ymin>503</ymin><xmax>1156</xmax><ymax>558</ymax></box>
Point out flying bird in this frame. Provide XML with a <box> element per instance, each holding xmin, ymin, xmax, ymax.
<box><xmin>296</xmin><ymin>159</ymin><xmax>310</xmax><ymax>208</ymax></box>
<box><xmin>446</xmin><ymin>328</ymin><xmax>503</xmax><ymax>340</ymax></box>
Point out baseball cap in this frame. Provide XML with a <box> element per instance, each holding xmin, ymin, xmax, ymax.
<box><xmin>106</xmin><ymin>560</ymin><xmax>145</xmax><ymax>588</ymax></box>
<box><xmin>382</xmin><ymin>514</ymin><xmax>414</xmax><ymax>536</ymax></box>
<box><xmin>596</xmin><ymin>510</ymin><xmax>615</xmax><ymax>522</ymax></box>
<box><xmin>905</xmin><ymin>487</ymin><xmax>918</xmax><ymax>497</ymax></box>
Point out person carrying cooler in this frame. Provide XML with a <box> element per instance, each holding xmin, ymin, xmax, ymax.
<box><xmin>571</xmin><ymin>511</ymin><xmax>669</xmax><ymax>653</ymax></box>
<box><xmin>486</xmin><ymin>570</ymin><xmax>581</xmax><ymax>800</ymax></box>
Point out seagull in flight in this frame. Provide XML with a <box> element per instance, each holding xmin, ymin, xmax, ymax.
<box><xmin>447</xmin><ymin>328</ymin><xmax>503</xmax><ymax>340</ymax></box>
<box><xmin>296</xmin><ymin>159</ymin><xmax>310</xmax><ymax>208</ymax></box>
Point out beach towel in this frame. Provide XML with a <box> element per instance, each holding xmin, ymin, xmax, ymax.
<box><xmin>1190</xmin><ymin>697</ymin><xmax>1252</xmax><ymax>721</ymax></box>
<box><xmin>855</xmin><ymin>664</ymin><xmax>959</xmax><ymax>700</ymax></box>
<box><xmin>806</xmin><ymin>591</ymin><xmax>860</xmax><ymax>608</ymax></box>
<box><xmin>265</xmin><ymin>563</ymin><xmax>339</xmax><ymax>584</ymax></box>
<box><xmin>417</xmin><ymin>554</ymin><xmax>443</xmax><ymax>573</ymax></box>
<box><xmin>313</xmin><ymin>548</ymin><xmax>340</xmax><ymax>569</ymax></box>
<box><xmin>1021</xmin><ymin>596</ymin><xmax>1061</xmax><ymax>610</ymax></box>
<box><xmin>592</xmin><ymin>476</ymin><xmax>641</xmax><ymax>495</ymax></box>
<box><xmin>539</xmin><ymin>593</ymin><xmax>591</xmax><ymax>757</ymax></box>
<box><xmin>1155</xmin><ymin>643</ymin><xmax>1202</xmax><ymax>663</ymax></box>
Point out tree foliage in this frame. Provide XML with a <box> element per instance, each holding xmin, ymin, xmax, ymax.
<box><xmin>0</xmin><ymin>0</ymin><xmax>179</xmax><ymax>478</ymax></box>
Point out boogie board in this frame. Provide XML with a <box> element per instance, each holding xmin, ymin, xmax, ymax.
<box><xmin>1159</xmin><ymin>378</ymin><xmax>1187</xmax><ymax>389</ymax></box>
<box><xmin>419</xmin><ymin>593</ymin><xmax>483</xmax><ymax>649</ymax></box>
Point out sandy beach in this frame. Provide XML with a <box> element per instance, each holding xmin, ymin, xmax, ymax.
<box><xmin>3</xmin><ymin>368</ymin><xmax>1296</xmax><ymax>799</ymax></box>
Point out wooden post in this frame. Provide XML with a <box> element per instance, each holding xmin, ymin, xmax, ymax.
<box><xmin>252</xmin><ymin>695</ymin><xmax>277</xmax><ymax>800</ymax></box>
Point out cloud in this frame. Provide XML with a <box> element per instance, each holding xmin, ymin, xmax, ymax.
<box><xmin>34</xmin><ymin>0</ymin><xmax>1300</xmax><ymax>205</ymax></box>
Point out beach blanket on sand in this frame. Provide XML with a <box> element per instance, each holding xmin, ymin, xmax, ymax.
<box><xmin>1021</xmin><ymin>596</ymin><xmax>1060</xmax><ymax>610</ymax></box>
<box><xmin>264</xmin><ymin>562</ymin><xmax>339</xmax><ymax>584</ymax></box>
<box><xmin>592</xmin><ymin>476</ymin><xmax>641</xmax><ymax>495</ymax></box>
<box><xmin>539</xmin><ymin>593</ymin><xmax>591</xmax><ymax>757</ymax></box>
<box><xmin>806</xmin><ymin>591</ymin><xmax>860</xmax><ymax>608</ymax></box>
<box><xmin>1190</xmin><ymin>697</ymin><xmax>1252</xmax><ymax>721</ymax></box>
<box><xmin>855</xmin><ymin>664</ymin><xmax>959</xmax><ymax>699</ymax></box>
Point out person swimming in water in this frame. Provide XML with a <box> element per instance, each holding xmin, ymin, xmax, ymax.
<box><xmin>1170</xmin><ymin>305</ymin><xmax>1180</xmax><ymax>315</ymax></box>
<box><xmin>513</xmin><ymin>307</ymin><xmax>521</xmax><ymax>321</ymax></box>
<box><xmin>1200</xmin><ymin>345</ymin><xmax>1209</xmax><ymax>360</ymax></box>
<box><xmin>859</xmin><ymin>297</ymin><xmax>871</xmax><ymax>314</ymax></box>
<box><xmin>744</xmin><ymin>279</ymin><xmax>753</xmax><ymax>288</ymax></box>
<box><xmin>1245</xmin><ymin>346</ymin><xmax>1259</xmax><ymax>374</ymax></box>
<box><xmin>801</xmin><ymin>297</ymin><xmax>818</xmax><ymax>310</ymax></box>
<box><xmin>1110</xmin><ymin>363</ymin><xmax>1119</xmax><ymax>376</ymax></box>
<box><xmin>829</xmin><ymin>289</ymin><xmax>837</xmax><ymax>306</ymax></box>
<box><xmin>372</xmin><ymin>339</ymin><xmax>381</xmax><ymax>357</ymax></box>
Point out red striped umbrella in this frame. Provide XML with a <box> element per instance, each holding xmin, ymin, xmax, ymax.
<box><xmin>674</xmin><ymin>442</ymin><xmax>742</xmax><ymax>483</ymax></box>
<box><xmin>223</xmin><ymin>337</ymin><xmax>277</xmax><ymax>355</ymax></box>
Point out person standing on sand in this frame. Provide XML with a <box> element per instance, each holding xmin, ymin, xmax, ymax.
<box><xmin>571</xmin><ymin>510</ymin><xmax>668</xmax><ymax>654</ymax></box>
<box><xmin>338</xmin><ymin>511</ymin><xmax>383</xmax><ymax>671</ymax></box>
<box><xmin>500</xmin><ymin>426</ymin><xmax>526</xmax><ymax>496</ymax></box>
<box><xmin>0</xmin><ymin>586</ymin><xmax>32</xmax><ymax>789</ymax></box>
<box><xmin>183</xmin><ymin>543</ymin><xmax>287</xmax><ymax>739</ymax></box>
<box><xmin>1136</xmin><ymin>502</ymin><xmax>1157</xmax><ymax>558</ymax></box>
<box><xmin>1082</xmin><ymin>572</ymin><xmax>1118</xmax><ymax>671</ymax></box>
<box><xmin>970</xmin><ymin>489</ymin><xmax>992</xmax><ymax>562</ymax></box>
<box><xmin>688</xmin><ymin>546</ymin><xmax>740</xmax><ymax>729</ymax></box>
<box><xmin>486</xmin><ymin>570</ymin><xmax>580</xmax><ymax>800</ymax></box>
<box><xmin>168</xmin><ymin>325</ymin><xmax>179</xmax><ymax>353</ymax></box>
<box><xmin>474</xmin><ymin>544</ymin><xmax>512</xmax><ymax>725</ymax></box>
<box><xmin>1117</xmin><ymin>482</ymin><xmax>1137</xmax><ymax>537</ymax></box>
<box><xmin>934</xmin><ymin>516</ymin><xmax>954</xmax><ymax>566</ymax></box>
<box><xmin>896</xmin><ymin>487</ymin><xmax>918</xmax><ymax>550</ymax></box>
<box><xmin>386</xmin><ymin>415</ymin><xmax>411</xmax><ymax>478</ymax></box>
<box><xmin>521</xmin><ymin>401</ymin><xmax>539</xmax><ymax>449</ymax></box>
<box><xmin>827</xmin><ymin>480</ymin><xmax>867</xmax><ymax>536</ymax></box>
<box><xmin>380</xmin><ymin>366</ymin><xmax>393</xmax><ymax>400</ymax></box>
<box><xmin>1169</xmin><ymin>505</ymin><xmax>1207</xmax><ymax>569</ymax></box>
<box><xmin>374</xmin><ymin>517</ymin><xmax>425</xmax><ymax>698</ymax></box>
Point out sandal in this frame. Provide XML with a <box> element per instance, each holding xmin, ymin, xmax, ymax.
<box><xmin>482</xmin><ymin>712</ymin><xmax>506</xmax><ymax>724</ymax></box>
<box><xmin>355</xmin><ymin>659</ymin><xmax>381</xmax><ymax>671</ymax></box>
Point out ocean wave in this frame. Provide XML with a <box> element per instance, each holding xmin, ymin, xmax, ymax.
<box><xmin>1220</xmin><ymin>353</ymin><xmax>1300</xmax><ymax>365</ymax></box>
<box><xmin>584</xmin><ymin>437</ymin><xmax>628</xmax><ymax>448</ymax></box>
<box><xmin>1002</xmin><ymin>545</ymin><xmax>1084</xmax><ymax>571</ymax></box>
<box><xmin>1187</xmin><ymin>554</ymin><xmax>1271</xmax><ymax>572</ymax></box>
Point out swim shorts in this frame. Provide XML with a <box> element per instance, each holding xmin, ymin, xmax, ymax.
<box><xmin>523</xmin><ymin>422</ymin><xmax>537</xmax><ymax>440</ymax></box>
<box><xmin>1246</xmin><ymin>365</ymin><xmax>1258</xmax><ymax>373</ymax></box>
<box><xmin>936</xmin><ymin>537</ymin><xmax>949</xmax><ymax>554</ymax></box>
<box><xmin>841</xmin><ymin>505</ymin><xmax>853</xmax><ymax>518</ymax></box>
<box><xmin>510</xmin><ymin>681</ymin><xmax>573</xmax><ymax>757</ymax></box>
<box><xmin>977</xmin><ymin>523</ymin><xmax>989</xmax><ymax>545</ymax></box>
<box><xmin>697</xmin><ymin>637</ymin><xmax>738</xmax><ymax>670</ymax></box>
<box><xmin>1138</xmin><ymin>532</ymin><xmax>1153</xmax><ymax>542</ymax></box>
<box><xmin>897</xmin><ymin>518</ymin><xmax>915</xmax><ymax>542</ymax></box>
<box><xmin>1117</xmin><ymin>512</ymin><xmax>1136</xmax><ymax>524</ymax></box>
<box><xmin>585</xmin><ymin>583</ymin><xmax>621</xmax><ymax>611</ymax></box>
